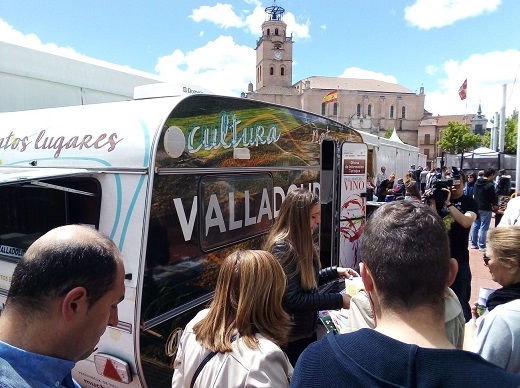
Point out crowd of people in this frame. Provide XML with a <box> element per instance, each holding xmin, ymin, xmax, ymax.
<box><xmin>1</xmin><ymin>179</ymin><xmax>519</xmax><ymax>387</ymax></box>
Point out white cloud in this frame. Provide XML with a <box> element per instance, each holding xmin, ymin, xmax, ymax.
<box><xmin>155</xmin><ymin>35</ymin><xmax>255</xmax><ymax>96</ymax></box>
<box><xmin>282</xmin><ymin>13</ymin><xmax>310</xmax><ymax>40</ymax></box>
<box><xmin>0</xmin><ymin>18</ymin><xmax>162</xmax><ymax>80</ymax></box>
<box><xmin>424</xmin><ymin>49</ymin><xmax>520</xmax><ymax>117</ymax></box>
<box><xmin>190</xmin><ymin>3</ymin><xmax>310</xmax><ymax>40</ymax></box>
<box><xmin>425</xmin><ymin>64</ymin><xmax>439</xmax><ymax>75</ymax></box>
<box><xmin>190</xmin><ymin>3</ymin><xmax>244</xmax><ymax>29</ymax></box>
<box><xmin>338</xmin><ymin>67</ymin><xmax>398</xmax><ymax>84</ymax></box>
<box><xmin>404</xmin><ymin>0</ymin><xmax>501</xmax><ymax>29</ymax></box>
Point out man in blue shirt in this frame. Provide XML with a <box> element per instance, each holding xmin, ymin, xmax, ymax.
<box><xmin>291</xmin><ymin>201</ymin><xmax>520</xmax><ymax>387</ymax></box>
<box><xmin>0</xmin><ymin>225</ymin><xmax>126</xmax><ymax>388</ymax></box>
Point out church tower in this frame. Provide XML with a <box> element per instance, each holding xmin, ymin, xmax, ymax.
<box><xmin>255</xmin><ymin>2</ymin><xmax>293</xmax><ymax>90</ymax></box>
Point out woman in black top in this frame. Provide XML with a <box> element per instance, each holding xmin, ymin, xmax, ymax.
<box><xmin>263</xmin><ymin>188</ymin><xmax>357</xmax><ymax>366</ymax></box>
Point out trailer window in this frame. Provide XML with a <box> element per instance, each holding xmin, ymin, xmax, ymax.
<box><xmin>142</xmin><ymin>172</ymin><xmax>274</xmax><ymax>324</ymax></box>
<box><xmin>0</xmin><ymin>178</ymin><xmax>101</xmax><ymax>262</ymax></box>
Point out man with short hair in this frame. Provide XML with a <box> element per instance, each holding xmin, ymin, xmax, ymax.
<box><xmin>470</xmin><ymin>168</ymin><xmax>498</xmax><ymax>252</ymax></box>
<box><xmin>375</xmin><ymin>166</ymin><xmax>387</xmax><ymax>187</ymax></box>
<box><xmin>291</xmin><ymin>201</ymin><xmax>520</xmax><ymax>387</ymax></box>
<box><xmin>0</xmin><ymin>225</ymin><xmax>126</xmax><ymax>387</ymax></box>
<box><xmin>427</xmin><ymin>168</ymin><xmax>478</xmax><ymax>322</ymax></box>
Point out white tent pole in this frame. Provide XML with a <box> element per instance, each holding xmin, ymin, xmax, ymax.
<box><xmin>499</xmin><ymin>84</ymin><xmax>506</xmax><ymax>153</ymax></box>
<box><xmin>515</xmin><ymin>115</ymin><xmax>520</xmax><ymax>193</ymax></box>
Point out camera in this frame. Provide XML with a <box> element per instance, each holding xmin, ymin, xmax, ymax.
<box><xmin>425</xmin><ymin>167</ymin><xmax>462</xmax><ymax>205</ymax></box>
<box><xmin>429</xmin><ymin>179</ymin><xmax>453</xmax><ymax>202</ymax></box>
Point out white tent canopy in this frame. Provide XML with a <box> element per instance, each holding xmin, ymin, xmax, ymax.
<box><xmin>389</xmin><ymin>128</ymin><xmax>404</xmax><ymax>144</ymax></box>
<box><xmin>464</xmin><ymin>147</ymin><xmax>499</xmax><ymax>158</ymax></box>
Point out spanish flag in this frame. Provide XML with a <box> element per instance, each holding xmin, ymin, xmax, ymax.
<box><xmin>322</xmin><ymin>89</ymin><xmax>338</xmax><ymax>104</ymax></box>
<box><xmin>458</xmin><ymin>79</ymin><xmax>467</xmax><ymax>100</ymax></box>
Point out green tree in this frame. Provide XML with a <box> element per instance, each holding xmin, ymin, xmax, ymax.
<box><xmin>482</xmin><ymin>110</ymin><xmax>518</xmax><ymax>153</ymax></box>
<box><xmin>384</xmin><ymin>128</ymin><xmax>392</xmax><ymax>139</ymax></box>
<box><xmin>437</xmin><ymin>121</ymin><xmax>481</xmax><ymax>154</ymax></box>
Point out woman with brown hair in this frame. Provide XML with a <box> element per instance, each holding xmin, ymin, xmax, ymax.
<box><xmin>171</xmin><ymin>250</ymin><xmax>293</xmax><ymax>387</ymax></box>
<box><xmin>404</xmin><ymin>171</ymin><xmax>422</xmax><ymax>201</ymax></box>
<box><xmin>263</xmin><ymin>188</ymin><xmax>356</xmax><ymax>365</ymax></box>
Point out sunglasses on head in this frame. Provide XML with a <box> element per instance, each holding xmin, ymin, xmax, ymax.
<box><xmin>483</xmin><ymin>256</ymin><xmax>490</xmax><ymax>266</ymax></box>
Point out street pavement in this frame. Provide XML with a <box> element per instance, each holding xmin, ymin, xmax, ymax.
<box><xmin>468</xmin><ymin>218</ymin><xmax>498</xmax><ymax>305</ymax></box>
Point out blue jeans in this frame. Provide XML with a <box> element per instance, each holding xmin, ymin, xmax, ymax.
<box><xmin>470</xmin><ymin>210</ymin><xmax>492</xmax><ymax>249</ymax></box>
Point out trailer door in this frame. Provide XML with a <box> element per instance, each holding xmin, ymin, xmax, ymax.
<box><xmin>338</xmin><ymin>141</ymin><xmax>367</xmax><ymax>270</ymax></box>
<box><xmin>320</xmin><ymin>140</ymin><xmax>367</xmax><ymax>272</ymax></box>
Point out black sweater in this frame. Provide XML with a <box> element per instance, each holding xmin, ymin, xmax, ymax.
<box><xmin>271</xmin><ymin>241</ymin><xmax>343</xmax><ymax>341</ymax></box>
<box><xmin>473</xmin><ymin>178</ymin><xmax>497</xmax><ymax>211</ymax></box>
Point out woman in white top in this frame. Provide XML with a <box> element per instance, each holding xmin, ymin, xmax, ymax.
<box><xmin>468</xmin><ymin>226</ymin><xmax>520</xmax><ymax>373</ymax></box>
<box><xmin>171</xmin><ymin>250</ymin><xmax>292</xmax><ymax>388</ymax></box>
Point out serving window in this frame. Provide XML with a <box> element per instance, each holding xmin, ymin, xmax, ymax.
<box><xmin>0</xmin><ymin>177</ymin><xmax>101</xmax><ymax>263</ymax></box>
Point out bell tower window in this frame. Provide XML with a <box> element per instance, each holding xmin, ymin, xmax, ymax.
<box><xmin>270</xmin><ymin>67</ymin><xmax>274</xmax><ymax>75</ymax></box>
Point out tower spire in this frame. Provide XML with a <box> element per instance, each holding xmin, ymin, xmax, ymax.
<box><xmin>265</xmin><ymin>1</ymin><xmax>285</xmax><ymax>21</ymax></box>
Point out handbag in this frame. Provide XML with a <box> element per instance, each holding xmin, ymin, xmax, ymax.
<box><xmin>190</xmin><ymin>351</ymin><xmax>217</xmax><ymax>388</ymax></box>
<box><xmin>190</xmin><ymin>334</ymin><xmax>238</xmax><ymax>388</ymax></box>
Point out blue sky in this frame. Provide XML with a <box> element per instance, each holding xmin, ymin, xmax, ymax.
<box><xmin>1</xmin><ymin>0</ymin><xmax>519</xmax><ymax>118</ymax></box>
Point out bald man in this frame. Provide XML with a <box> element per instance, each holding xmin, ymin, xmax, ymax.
<box><xmin>0</xmin><ymin>225</ymin><xmax>125</xmax><ymax>388</ymax></box>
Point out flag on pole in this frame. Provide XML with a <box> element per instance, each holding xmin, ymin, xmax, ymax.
<box><xmin>322</xmin><ymin>89</ymin><xmax>338</xmax><ymax>104</ymax></box>
<box><xmin>458</xmin><ymin>79</ymin><xmax>467</xmax><ymax>100</ymax></box>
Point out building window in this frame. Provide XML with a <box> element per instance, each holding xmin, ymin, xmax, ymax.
<box><xmin>390</xmin><ymin>105</ymin><xmax>394</xmax><ymax>118</ymax></box>
<box><xmin>275</xmin><ymin>28</ymin><xmax>279</xmax><ymax>35</ymax></box>
<box><xmin>425</xmin><ymin>149</ymin><xmax>430</xmax><ymax>158</ymax></box>
<box><xmin>267</xmin><ymin>28</ymin><xmax>270</xmax><ymax>35</ymax></box>
<box><xmin>356</xmin><ymin>104</ymin><xmax>361</xmax><ymax>117</ymax></box>
<box><xmin>281</xmin><ymin>67</ymin><xmax>285</xmax><ymax>76</ymax></box>
<box><xmin>333</xmin><ymin>102</ymin><xmax>338</xmax><ymax>116</ymax></box>
<box><xmin>474</xmin><ymin>124</ymin><xmax>484</xmax><ymax>135</ymax></box>
<box><xmin>402</xmin><ymin>106</ymin><xmax>406</xmax><ymax>119</ymax></box>
<box><xmin>425</xmin><ymin>134</ymin><xmax>430</xmax><ymax>144</ymax></box>
<box><xmin>270</xmin><ymin>67</ymin><xmax>274</xmax><ymax>75</ymax></box>
<box><xmin>367</xmin><ymin>104</ymin><xmax>372</xmax><ymax>117</ymax></box>
<box><xmin>321</xmin><ymin>103</ymin><xmax>326</xmax><ymax>115</ymax></box>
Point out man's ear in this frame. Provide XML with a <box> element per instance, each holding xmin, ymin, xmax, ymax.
<box><xmin>360</xmin><ymin>263</ymin><xmax>374</xmax><ymax>292</ymax></box>
<box><xmin>61</xmin><ymin>287</ymin><xmax>89</xmax><ymax>322</ymax></box>
<box><xmin>446</xmin><ymin>258</ymin><xmax>459</xmax><ymax>288</ymax></box>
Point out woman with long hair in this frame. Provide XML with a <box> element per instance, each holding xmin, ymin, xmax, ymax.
<box><xmin>467</xmin><ymin>226</ymin><xmax>520</xmax><ymax>373</ymax></box>
<box><xmin>171</xmin><ymin>250</ymin><xmax>293</xmax><ymax>387</ymax></box>
<box><xmin>404</xmin><ymin>171</ymin><xmax>421</xmax><ymax>201</ymax></box>
<box><xmin>263</xmin><ymin>188</ymin><xmax>356</xmax><ymax>365</ymax></box>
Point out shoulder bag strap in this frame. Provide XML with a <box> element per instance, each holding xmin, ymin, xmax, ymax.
<box><xmin>190</xmin><ymin>351</ymin><xmax>217</xmax><ymax>388</ymax></box>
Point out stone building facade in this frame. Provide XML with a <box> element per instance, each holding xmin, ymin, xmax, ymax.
<box><xmin>244</xmin><ymin>3</ymin><xmax>426</xmax><ymax>146</ymax></box>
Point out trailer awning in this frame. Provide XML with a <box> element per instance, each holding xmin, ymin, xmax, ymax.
<box><xmin>0</xmin><ymin>168</ymin><xmax>89</xmax><ymax>186</ymax></box>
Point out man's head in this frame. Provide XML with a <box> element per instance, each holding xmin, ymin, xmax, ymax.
<box><xmin>484</xmin><ymin>168</ymin><xmax>495</xmax><ymax>180</ymax></box>
<box><xmin>381</xmin><ymin>166</ymin><xmax>386</xmax><ymax>173</ymax></box>
<box><xmin>5</xmin><ymin>225</ymin><xmax>125</xmax><ymax>361</ymax></box>
<box><xmin>449</xmin><ymin>167</ymin><xmax>466</xmax><ymax>199</ymax></box>
<box><xmin>499</xmin><ymin>169</ymin><xmax>506</xmax><ymax>176</ymax></box>
<box><xmin>478</xmin><ymin>170</ymin><xmax>484</xmax><ymax>178</ymax></box>
<box><xmin>360</xmin><ymin>201</ymin><xmax>456</xmax><ymax>316</ymax></box>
